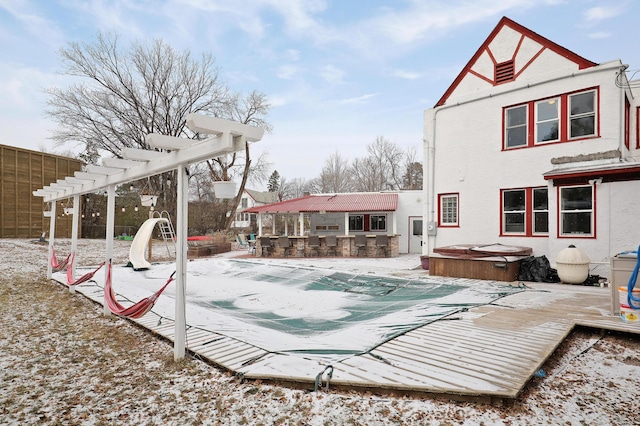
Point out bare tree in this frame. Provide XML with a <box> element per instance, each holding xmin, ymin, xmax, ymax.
<box><xmin>351</xmin><ymin>136</ymin><xmax>405</xmax><ymax>191</ymax></box>
<box><xmin>279</xmin><ymin>177</ymin><xmax>313</xmax><ymax>200</ymax></box>
<box><xmin>401</xmin><ymin>146</ymin><xmax>423</xmax><ymax>190</ymax></box>
<box><xmin>46</xmin><ymin>33</ymin><xmax>271</xmax><ymax>231</ymax></box>
<box><xmin>308</xmin><ymin>151</ymin><xmax>354</xmax><ymax>193</ymax></box>
<box><xmin>206</xmin><ymin>90</ymin><xmax>273</xmax><ymax>230</ymax></box>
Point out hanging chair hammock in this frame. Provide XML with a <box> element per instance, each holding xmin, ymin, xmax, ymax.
<box><xmin>104</xmin><ymin>262</ymin><xmax>175</xmax><ymax>319</ymax></box>
<box><xmin>66</xmin><ymin>253</ymin><xmax>105</xmax><ymax>286</ymax></box>
<box><xmin>50</xmin><ymin>247</ymin><xmax>71</xmax><ymax>272</ymax></box>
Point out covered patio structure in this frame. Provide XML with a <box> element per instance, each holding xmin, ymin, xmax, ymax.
<box><xmin>245</xmin><ymin>192</ymin><xmax>401</xmax><ymax>258</ymax></box>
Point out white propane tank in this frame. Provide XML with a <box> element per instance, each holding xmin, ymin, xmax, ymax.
<box><xmin>555</xmin><ymin>245</ymin><xmax>590</xmax><ymax>284</ymax></box>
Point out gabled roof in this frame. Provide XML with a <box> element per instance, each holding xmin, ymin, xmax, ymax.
<box><xmin>244</xmin><ymin>188</ymin><xmax>279</xmax><ymax>204</ymax></box>
<box><xmin>245</xmin><ymin>193</ymin><xmax>398</xmax><ymax>214</ymax></box>
<box><xmin>435</xmin><ymin>16</ymin><xmax>597</xmax><ymax>107</ymax></box>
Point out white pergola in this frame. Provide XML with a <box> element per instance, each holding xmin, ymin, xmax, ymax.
<box><xmin>33</xmin><ymin>113</ymin><xmax>264</xmax><ymax>360</ymax></box>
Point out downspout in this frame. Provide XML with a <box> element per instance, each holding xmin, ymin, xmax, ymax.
<box><xmin>425</xmin><ymin>61</ymin><xmax>622</xmax><ymax>256</ymax></box>
<box><xmin>618</xmin><ymin>64</ymin><xmax>630</xmax><ymax>154</ymax></box>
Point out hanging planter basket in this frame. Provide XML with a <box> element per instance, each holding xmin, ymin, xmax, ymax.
<box><xmin>43</xmin><ymin>202</ymin><xmax>52</xmax><ymax>217</ymax></box>
<box><xmin>140</xmin><ymin>195</ymin><xmax>158</xmax><ymax>207</ymax></box>
<box><xmin>213</xmin><ymin>181</ymin><xmax>237</xmax><ymax>199</ymax></box>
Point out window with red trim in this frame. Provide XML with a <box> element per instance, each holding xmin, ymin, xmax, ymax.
<box><xmin>438</xmin><ymin>193</ymin><xmax>459</xmax><ymax>227</ymax></box>
<box><xmin>559</xmin><ymin>185</ymin><xmax>594</xmax><ymax>237</ymax></box>
<box><xmin>500</xmin><ymin>187</ymin><xmax>548</xmax><ymax>236</ymax></box>
<box><xmin>503</xmin><ymin>88</ymin><xmax>598</xmax><ymax>150</ymax></box>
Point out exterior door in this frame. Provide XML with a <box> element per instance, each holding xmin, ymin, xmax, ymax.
<box><xmin>409</xmin><ymin>217</ymin><xmax>423</xmax><ymax>254</ymax></box>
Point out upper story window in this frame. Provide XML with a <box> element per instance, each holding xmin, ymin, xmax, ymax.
<box><xmin>241</xmin><ymin>198</ymin><xmax>248</xmax><ymax>208</ymax></box>
<box><xmin>536</xmin><ymin>98</ymin><xmax>559</xmax><ymax>143</ymax></box>
<box><xmin>505</xmin><ymin>105</ymin><xmax>528</xmax><ymax>148</ymax></box>
<box><xmin>438</xmin><ymin>193</ymin><xmax>459</xmax><ymax>227</ymax></box>
<box><xmin>559</xmin><ymin>185</ymin><xmax>594</xmax><ymax>237</ymax></box>
<box><xmin>569</xmin><ymin>91</ymin><xmax>596</xmax><ymax>139</ymax></box>
<box><xmin>504</xmin><ymin>88</ymin><xmax>598</xmax><ymax>150</ymax></box>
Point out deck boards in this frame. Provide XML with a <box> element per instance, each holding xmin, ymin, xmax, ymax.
<box><xmin>57</xmin><ymin>275</ymin><xmax>640</xmax><ymax>400</ymax></box>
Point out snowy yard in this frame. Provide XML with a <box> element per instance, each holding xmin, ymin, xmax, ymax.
<box><xmin>1</xmin><ymin>238</ymin><xmax>639</xmax><ymax>425</ymax></box>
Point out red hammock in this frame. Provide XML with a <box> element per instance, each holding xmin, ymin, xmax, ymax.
<box><xmin>50</xmin><ymin>247</ymin><xmax>71</xmax><ymax>272</ymax></box>
<box><xmin>104</xmin><ymin>262</ymin><xmax>175</xmax><ymax>319</ymax></box>
<box><xmin>66</xmin><ymin>253</ymin><xmax>105</xmax><ymax>286</ymax></box>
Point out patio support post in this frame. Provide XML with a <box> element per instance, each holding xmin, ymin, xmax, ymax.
<box><xmin>272</xmin><ymin>214</ymin><xmax>276</xmax><ymax>235</ymax></box>
<box><xmin>174</xmin><ymin>163</ymin><xmax>188</xmax><ymax>361</ymax></box>
<box><xmin>391</xmin><ymin>211</ymin><xmax>397</xmax><ymax>235</ymax></box>
<box><xmin>258</xmin><ymin>213</ymin><xmax>263</xmax><ymax>236</ymax></box>
<box><xmin>46</xmin><ymin>202</ymin><xmax>57</xmax><ymax>279</ymax></box>
<box><xmin>103</xmin><ymin>184</ymin><xmax>116</xmax><ymax>316</ymax></box>
<box><xmin>299</xmin><ymin>212</ymin><xmax>304</xmax><ymax>236</ymax></box>
<box><xmin>284</xmin><ymin>215</ymin><xmax>289</xmax><ymax>236</ymax></box>
<box><xmin>69</xmin><ymin>194</ymin><xmax>80</xmax><ymax>293</ymax></box>
<box><xmin>343</xmin><ymin>212</ymin><xmax>349</xmax><ymax>236</ymax></box>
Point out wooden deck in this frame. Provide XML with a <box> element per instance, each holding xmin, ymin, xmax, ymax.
<box><xmin>62</xmin><ymin>277</ymin><xmax>640</xmax><ymax>401</ymax></box>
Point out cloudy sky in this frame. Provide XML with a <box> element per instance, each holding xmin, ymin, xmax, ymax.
<box><xmin>1</xmin><ymin>0</ymin><xmax>638</xmax><ymax>184</ymax></box>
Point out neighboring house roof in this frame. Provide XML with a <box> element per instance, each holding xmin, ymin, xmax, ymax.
<box><xmin>244</xmin><ymin>189</ymin><xmax>279</xmax><ymax>204</ymax></box>
<box><xmin>435</xmin><ymin>16</ymin><xmax>597</xmax><ymax>107</ymax></box>
<box><xmin>245</xmin><ymin>193</ymin><xmax>399</xmax><ymax>214</ymax></box>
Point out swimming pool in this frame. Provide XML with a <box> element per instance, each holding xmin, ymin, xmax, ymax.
<box><xmin>109</xmin><ymin>258</ymin><xmax>525</xmax><ymax>357</ymax></box>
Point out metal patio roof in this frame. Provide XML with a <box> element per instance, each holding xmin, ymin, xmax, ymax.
<box><xmin>245</xmin><ymin>193</ymin><xmax>399</xmax><ymax>214</ymax></box>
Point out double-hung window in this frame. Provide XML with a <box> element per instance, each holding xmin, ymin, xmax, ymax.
<box><xmin>569</xmin><ymin>91</ymin><xmax>596</xmax><ymax>139</ymax></box>
<box><xmin>349</xmin><ymin>215</ymin><xmax>364</xmax><ymax>232</ymax></box>
<box><xmin>536</xmin><ymin>98</ymin><xmax>559</xmax><ymax>143</ymax></box>
<box><xmin>532</xmin><ymin>188</ymin><xmax>549</xmax><ymax>234</ymax></box>
<box><xmin>370</xmin><ymin>214</ymin><xmax>386</xmax><ymax>231</ymax></box>
<box><xmin>504</xmin><ymin>88</ymin><xmax>598</xmax><ymax>149</ymax></box>
<box><xmin>502</xmin><ymin>190</ymin><xmax>526</xmax><ymax>234</ymax></box>
<box><xmin>438</xmin><ymin>193</ymin><xmax>459</xmax><ymax>227</ymax></box>
<box><xmin>559</xmin><ymin>185</ymin><xmax>593</xmax><ymax>236</ymax></box>
<box><xmin>501</xmin><ymin>187</ymin><xmax>548</xmax><ymax>236</ymax></box>
<box><xmin>505</xmin><ymin>105</ymin><xmax>528</xmax><ymax>148</ymax></box>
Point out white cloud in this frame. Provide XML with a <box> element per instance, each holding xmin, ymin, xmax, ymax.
<box><xmin>337</xmin><ymin>93</ymin><xmax>378</xmax><ymax>105</ymax></box>
<box><xmin>277</xmin><ymin>64</ymin><xmax>298</xmax><ymax>80</ymax></box>
<box><xmin>319</xmin><ymin>64</ymin><xmax>344</xmax><ymax>84</ymax></box>
<box><xmin>583</xmin><ymin>6</ymin><xmax>623</xmax><ymax>22</ymax></box>
<box><xmin>393</xmin><ymin>69</ymin><xmax>422</xmax><ymax>80</ymax></box>
<box><xmin>587</xmin><ymin>31</ymin><xmax>611</xmax><ymax>39</ymax></box>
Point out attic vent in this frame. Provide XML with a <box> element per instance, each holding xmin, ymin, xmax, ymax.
<box><xmin>495</xmin><ymin>60</ymin><xmax>515</xmax><ymax>84</ymax></box>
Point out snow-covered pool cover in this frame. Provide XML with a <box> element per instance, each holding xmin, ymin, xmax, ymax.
<box><xmin>104</xmin><ymin>258</ymin><xmax>523</xmax><ymax>357</ymax></box>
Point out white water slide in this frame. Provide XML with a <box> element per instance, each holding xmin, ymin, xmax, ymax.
<box><xmin>129</xmin><ymin>218</ymin><xmax>171</xmax><ymax>270</ymax></box>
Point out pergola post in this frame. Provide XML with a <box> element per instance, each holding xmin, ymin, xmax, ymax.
<box><xmin>46</xmin><ymin>202</ymin><xmax>57</xmax><ymax>280</ymax></box>
<box><xmin>103</xmin><ymin>184</ymin><xmax>116</xmax><ymax>316</ymax></box>
<box><xmin>69</xmin><ymin>194</ymin><xmax>80</xmax><ymax>293</ymax></box>
<box><xmin>174</xmin><ymin>164</ymin><xmax>188</xmax><ymax>360</ymax></box>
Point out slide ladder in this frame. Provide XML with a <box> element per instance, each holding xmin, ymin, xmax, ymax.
<box><xmin>154</xmin><ymin>211</ymin><xmax>176</xmax><ymax>257</ymax></box>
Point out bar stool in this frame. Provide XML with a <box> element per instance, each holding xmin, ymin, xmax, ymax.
<box><xmin>259</xmin><ymin>237</ymin><xmax>273</xmax><ymax>257</ymax></box>
<box><xmin>307</xmin><ymin>235</ymin><xmax>320</xmax><ymax>257</ymax></box>
<box><xmin>354</xmin><ymin>234</ymin><xmax>367</xmax><ymax>257</ymax></box>
<box><xmin>325</xmin><ymin>235</ymin><xmax>338</xmax><ymax>257</ymax></box>
<box><xmin>375</xmin><ymin>234</ymin><xmax>389</xmax><ymax>257</ymax></box>
<box><xmin>278</xmin><ymin>236</ymin><xmax>292</xmax><ymax>257</ymax></box>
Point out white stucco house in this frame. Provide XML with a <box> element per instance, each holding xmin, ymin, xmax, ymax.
<box><xmin>422</xmin><ymin>17</ymin><xmax>640</xmax><ymax>277</ymax></box>
<box><xmin>231</xmin><ymin>188</ymin><xmax>279</xmax><ymax>230</ymax></box>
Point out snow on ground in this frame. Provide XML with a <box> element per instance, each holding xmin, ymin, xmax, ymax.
<box><xmin>1</xmin><ymin>238</ymin><xmax>639</xmax><ymax>425</ymax></box>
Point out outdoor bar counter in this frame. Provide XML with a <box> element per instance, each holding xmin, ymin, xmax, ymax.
<box><xmin>256</xmin><ymin>234</ymin><xmax>399</xmax><ymax>258</ymax></box>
